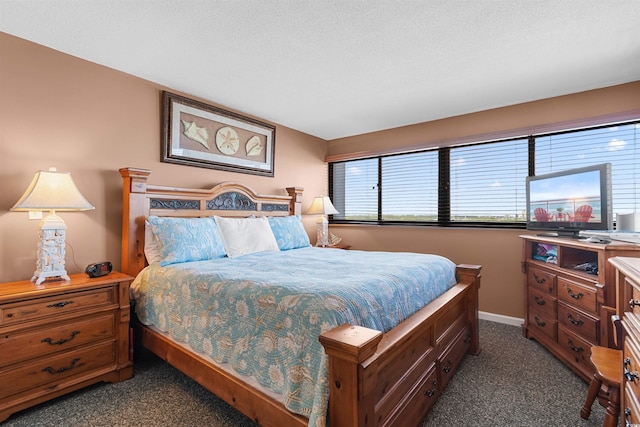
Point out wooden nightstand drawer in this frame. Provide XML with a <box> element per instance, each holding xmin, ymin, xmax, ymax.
<box><xmin>558</xmin><ymin>277</ymin><xmax>597</xmax><ymax>314</ymax></box>
<box><xmin>1</xmin><ymin>287</ymin><xmax>116</xmax><ymax>326</ymax></box>
<box><xmin>0</xmin><ymin>313</ymin><xmax>115</xmax><ymax>366</ymax></box>
<box><xmin>0</xmin><ymin>341</ymin><xmax>116</xmax><ymax>400</ymax></box>
<box><xmin>0</xmin><ymin>272</ymin><xmax>133</xmax><ymax>422</ymax></box>
<box><xmin>557</xmin><ymin>301</ymin><xmax>599</xmax><ymax>344</ymax></box>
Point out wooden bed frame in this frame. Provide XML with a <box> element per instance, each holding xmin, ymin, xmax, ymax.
<box><xmin>120</xmin><ymin>167</ymin><xmax>481</xmax><ymax>427</ymax></box>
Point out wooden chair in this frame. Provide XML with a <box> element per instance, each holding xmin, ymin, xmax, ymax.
<box><xmin>574</xmin><ymin>205</ymin><xmax>594</xmax><ymax>223</ymax></box>
<box><xmin>534</xmin><ymin>207</ymin><xmax>553</xmax><ymax>222</ymax></box>
<box><xmin>580</xmin><ymin>315</ymin><xmax>623</xmax><ymax>427</ymax></box>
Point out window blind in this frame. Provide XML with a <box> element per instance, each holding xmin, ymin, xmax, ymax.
<box><xmin>535</xmin><ymin>122</ymin><xmax>640</xmax><ymax>218</ymax></box>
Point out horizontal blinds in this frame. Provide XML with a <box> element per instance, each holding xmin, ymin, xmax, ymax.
<box><xmin>381</xmin><ymin>150</ymin><xmax>438</xmax><ymax>221</ymax></box>
<box><xmin>329</xmin><ymin>119</ymin><xmax>639</xmax><ymax>226</ymax></box>
<box><xmin>449</xmin><ymin>139</ymin><xmax>529</xmax><ymax>222</ymax></box>
<box><xmin>535</xmin><ymin>122</ymin><xmax>640</xmax><ymax>216</ymax></box>
<box><xmin>331</xmin><ymin>158</ymin><xmax>378</xmax><ymax>220</ymax></box>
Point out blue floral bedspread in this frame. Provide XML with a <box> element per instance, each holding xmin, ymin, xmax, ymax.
<box><xmin>131</xmin><ymin>247</ymin><xmax>457</xmax><ymax>427</ymax></box>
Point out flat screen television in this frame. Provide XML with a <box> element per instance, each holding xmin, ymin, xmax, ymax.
<box><xmin>526</xmin><ymin>163</ymin><xmax>613</xmax><ymax>238</ymax></box>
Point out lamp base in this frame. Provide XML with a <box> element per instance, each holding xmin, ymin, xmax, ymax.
<box><xmin>32</xmin><ymin>270</ymin><xmax>71</xmax><ymax>286</ymax></box>
<box><xmin>32</xmin><ymin>213</ymin><xmax>70</xmax><ymax>286</ymax></box>
<box><xmin>315</xmin><ymin>216</ymin><xmax>329</xmax><ymax>247</ymax></box>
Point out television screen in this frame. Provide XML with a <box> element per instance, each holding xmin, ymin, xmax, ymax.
<box><xmin>526</xmin><ymin>163</ymin><xmax>612</xmax><ymax>237</ymax></box>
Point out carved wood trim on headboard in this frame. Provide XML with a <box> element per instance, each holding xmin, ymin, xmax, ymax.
<box><xmin>119</xmin><ymin>167</ymin><xmax>303</xmax><ymax>277</ymax></box>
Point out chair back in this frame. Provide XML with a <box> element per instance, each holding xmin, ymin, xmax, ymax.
<box><xmin>534</xmin><ymin>208</ymin><xmax>552</xmax><ymax>222</ymax></box>
<box><xmin>574</xmin><ymin>205</ymin><xmax>593</xmax><ymax>222</ymax></box>
<box><xmin>612</xmin><ymin>315</ymin><xmax>623</xmax><ymax>350</ymax></box>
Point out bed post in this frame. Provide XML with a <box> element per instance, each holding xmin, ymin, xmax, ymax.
<box><xmin>286</xmin><ymin>187</ymin><xmax>303</xmax><ymax>215</ymax></box>
<box><xmin>319</xmin><ymin>324</ymin><xmax>383</xmax><ymax>427</ymax></box>
<box><xmin>119</xmin><ymin>167</ymin><xmax>151</xmax><ymax>278</ymax></box>
<box><xmin>456</xmin><ymin>264</ymin><xmax>482</xmax><ymax>356</ymax></box>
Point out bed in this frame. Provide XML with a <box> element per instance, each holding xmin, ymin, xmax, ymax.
<box><xmin>120</xmin><ymin>167</ymin><xmax>481</xmax><ymax>427</ymax></box>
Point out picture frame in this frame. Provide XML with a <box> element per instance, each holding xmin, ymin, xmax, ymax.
<box><xmin>161</xmin><ymin>91</ymin><xmax>275</xmax><ymax>177</ymax></box>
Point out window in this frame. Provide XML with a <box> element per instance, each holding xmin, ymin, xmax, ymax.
<box><xmin>330</xmin><ymin>158</ymin><xmax>378</xmax><ymax>220</ymax></box>
<box><xmin>329</xmin><ymin>120</ymin><xmax>639</xmax><ymax>227</ymax></box>
<box><xmin>382</xmin><ymin>151</ymin><xmax>439</xmax><ymax>221</ymax></box>
<box><xmin>536</xmin><ymin>122</ymin><xmax>640</xmax><ymax>215</ymax></box>
<box><xmin>449</xmin><ymin>139</ymin><xmax>528</xmax><ymax>223</ymax></box>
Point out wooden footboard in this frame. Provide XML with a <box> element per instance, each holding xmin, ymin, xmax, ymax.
<box><xmin>319</xmin><ymin>264</ymin><xmax>481</xmax><ymax>427</ymax></box>
<box><xmin>120</xmin><ymin>168</ymin><xmax>481</xmax><ymax>427</ymax></box>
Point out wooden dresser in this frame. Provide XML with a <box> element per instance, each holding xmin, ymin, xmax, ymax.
<box><xmin>0</xmin><ymin>272</ymin><xmax>133</xmax><ymax>422</ymax></box>
<box><xmin>521</xmin><ymin>235</ymin><xmax>640</xmax><ymax>382</ymax></box>
<box><xmin>610</xmin><ymin>256</ymin><xmax>640</xmax><ymax>425</ymax></box>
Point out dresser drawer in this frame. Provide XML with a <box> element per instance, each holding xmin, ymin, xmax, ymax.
<box><xmin>381</xmin><ymin>364</ymin><xmax>439</xmax><ymax>427</ymax></box>
<box><xmin>624</xmin><ymin>337</ymin><xmax>640</xmax><ymax>401</ymax></box>
<box><xmin>0</xmin><ymin>287</ymin><xmax>116</xmax><ymax>326</ymax></box>
<box><xmin>527</xmin><ymin>311</ymin><xmax>557</xmax><ymax>341</ymax></box>
<box><xmin>557</xmin><ymin>302</ymin><xmax>599</xmax><ymax>344</ymax></box>
<box><xmin>0</xmin><ymin>341</ymin><xmax>116</xmax><ymax>400</ymax></box>
<box><xmin>627</xmin><ymin>277</ymin><xmax>640</xmax><ymax>320</ymax></box>
<box><xmin>528</xmin><ymin>288</ymin><xmax>556</xmax><ymax>319</ymax></box>
<box><xmin>527</xmin><ymin>267</ymin><xmax>556</xmax><ymax>295</ymax></box>
<box><xmin>557</xmin><ymin>277</ymin><xmax>597</xmax><ymax>314</ymax></box>
<box><xmin>438</xmin><ymin>326</ymin><xmax>470</xmax><ymax>390</ymax></box>
<box><xmin>558</xmin><ymin>326</ymin><xmax>592</xmax><ymax>371</ymax></box>
<box><xmin>0</xmin><ymin>313</ymin><xmax>115</xmax><ymax>367</ymax></box>
<box><xmin>624</xmin><ymin>382</ymin><xmax>640</xmax><ymax>426</ymax></box>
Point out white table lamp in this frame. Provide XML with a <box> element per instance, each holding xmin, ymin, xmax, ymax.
<box><xmin>11</xmin><ymin>167</ymin><xmax>94</xmax><ymax>285</ymax></box>
<box><xmin>306</xmin><ymin>195</ymin><xmax>339</xmax><ymax>247</ymax></box>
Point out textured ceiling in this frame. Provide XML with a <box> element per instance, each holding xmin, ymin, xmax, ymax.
<box><xmin>1</xmin><ymin>1</ymin><xmax>640</xmax><ymax>140</ymax></box>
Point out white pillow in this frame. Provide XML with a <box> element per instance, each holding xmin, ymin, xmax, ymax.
<box><xmin>144</xmin><ymin>221</ymin><xmax>162</xmax><ymax>264</ymax></box>
<box><xmin>214</xmin><ymin>216</ymin><xmax>280</xmax><ymax>258</ymax></box>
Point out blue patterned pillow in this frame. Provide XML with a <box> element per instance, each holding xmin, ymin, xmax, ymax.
<box><xmin>267</xmin><ymin>215</ymin><xmax>311</xmax><ymax>250</ymax></box>
<box><xmin>147</xmin><ymin>216</ymin><xmax>226</xmax><ymax>266</ymax></box>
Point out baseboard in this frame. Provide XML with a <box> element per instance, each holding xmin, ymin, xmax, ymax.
<box><xmin>479</xmin><ymin>311</ymin><xmax>524</xmax><ymax>327</ymax></box>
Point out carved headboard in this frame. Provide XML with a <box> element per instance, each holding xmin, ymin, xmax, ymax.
<box><xmin>119</xmin><ymin>167</ymin><xmax>303</xmax><ymax>278</ymax></box>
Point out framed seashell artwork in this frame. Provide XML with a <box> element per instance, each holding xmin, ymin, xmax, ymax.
<box><xmin>161</xmin><ymin>91</ymin><xmax>275</xmax><ymax>177</ymax></box>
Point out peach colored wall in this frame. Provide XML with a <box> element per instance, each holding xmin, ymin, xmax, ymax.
<box><xmin>327</xmin><ymin>82</ymin><xmax>640</xmax><ymax>319</ymax></box>
<box><xmin>0</xmin><ymin>33</ymin><xmax>328</xmax><ymax>283</ymax></box>
<box><xmin>327</xmin><ymin>81</ymin><xmax>640</xmax><ymax>160</ymax></box>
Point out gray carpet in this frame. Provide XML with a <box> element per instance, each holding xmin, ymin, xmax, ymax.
<box><xmin>3</xmin><ymin>320</ymin><xmax>606</xmax><ymax>426</ymax></box>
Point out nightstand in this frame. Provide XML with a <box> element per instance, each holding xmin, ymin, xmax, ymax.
<box><xmin>0</xmin><ymin>272</ymin><xmax>134</xmax><ymax>422</ymax></box>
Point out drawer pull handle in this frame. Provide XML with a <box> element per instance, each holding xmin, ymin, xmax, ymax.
<box><xmin>464</xmin><ymin>335</ymin><xmax>471</xmax><ymax>344</ymax></box>
<box><xmin>534</xmin><ymin>316</ymin><xmax>546</xmax><ymax>327</ymax></box>
<box><xmin>629</xmin><ymin>299</ymin><xmax>640</xmax><ymax>309</ymax></box>
<box><xmin>42</xmin><ymin>357</ymin><xmax>80</xmax><ymax>374</ymax></box>
<box><xmin>624</xmin><ymin>370</ymin><xmax>639</xmax><ymax>382</ymax></box>
<box><xmin>534</xmin><ymin>296</ymin><xmax>546</xmax><ymax>306</ymax></box>
<box><xmin>566</xmin><ymin>288</ymin><xmax>584</xmax><ymax>300</ymax></box>
<box><xmin>567</xmin><ymin>339</ymin><xmax>584</xmax><ymax>353</ymax></box>
<box><xmin>47</xmin><ymin>301</ymin><xmax>74</xmax><ymax>308</ymax></box>
<box><xmin>533</xmin><ymin>273</ymin><xmax>546</xmax><ymax>284</ymax></box>
<box><xmin>443</xmin><ymin>359</ymin><xmax>453</xmax><ymax>374</ymax></box>
<box><xmin>624</xmin><ymin>359</ymin><xmax>639</xmax><ymax>382</ymax></box>
<box><xmin>625</xmin><ymin>407</ymin><xmax>632</xmax><ymax>426</ymax></box>
<box><xmin>41</xmin><ymin>330</ymin><xmax>80</xmax><ymax>346</ymax></box>
<box><xmin>424</xmin><ymin>379</ymin><xmax>437</xmax><ymax>397</ymax></box>
<box><xmin>567</xmin><ymin>314</ymin><xmax>584</xmax><ymax>326</ymax></box>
